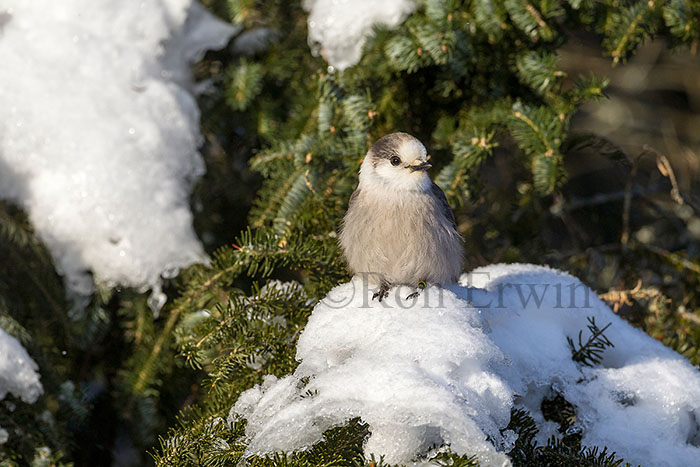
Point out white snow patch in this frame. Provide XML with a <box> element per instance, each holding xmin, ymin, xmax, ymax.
<box><xmin>0</xmin><ymin>328</ymin><xmax>43</xmax><ymax>443</ymax></box>
<box><xmin>232</xmin><ymin>264</ymin><xmax>700</xmax><ymax>466</ymax></box>
<box><xmin>0</xmin><ymin>1</ymin><xmax>236</xmax><ymax>306</ymax></box>
<box><xmin>0</xmin><ymin>329</ymin><xmax>42</xmax><ymax>403</ymax></box>
<box><xmin>303</xmin><ymin>0</ymin><xmax>417</xmax><ymax>71</ymax></box>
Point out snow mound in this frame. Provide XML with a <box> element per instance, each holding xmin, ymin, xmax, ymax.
<box><xmin>0</xmin><ymin>329</ymin><xmax>42</xmax><ymax>403</ymax></box>
<box><xmin>303</xmin><ymin>0</ymin><xmax>417</xmax><ymax>71</ymax></box>
<box><xmin>0</xmin><ymin>1</ymin><xmax>236</xmax><ymax>305</ymax></box>
<box><xmin>232</xmin><ymin>264</ymin><xmax>700</xmax><ymax>466</ymax></box>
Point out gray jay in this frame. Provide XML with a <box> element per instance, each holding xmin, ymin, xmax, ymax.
<box><xmin>339</xmin><ymin>132</ymin><xmax>463</xmax><ymax>301</ymax></box>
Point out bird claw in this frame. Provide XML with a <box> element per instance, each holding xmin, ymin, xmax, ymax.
<box><xmin>372</xmin><ymin>282</ymin><xmax>391</xmax><ymax>302</ymax></box>
<box><xmin>372</xmin><ymin>290</ymin><xmax>388</xmax><ymax>302</ymax></box>
<box><xmin>405</xmin><ymin>279</ymin><xmax>427</xmax><ymax>300</ymax></box>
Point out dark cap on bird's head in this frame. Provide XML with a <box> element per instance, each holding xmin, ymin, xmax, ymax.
<box><xmin>360</xmin><ymin>132</ymin><xmax>433</xmax><ymax>191</ymax></box>
<box><xmin>367</xmin><ymin>132</ymin><xmax>431</xmax><ymax>171</ymax></box>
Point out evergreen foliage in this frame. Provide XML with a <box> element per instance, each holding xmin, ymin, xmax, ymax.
<box><xmin>499</xmin><ymin>317</ymin><xmax>629</xmax><ymax>467</ymax></box>
<box><xmin>567</xmin><ymin>316</ymin><xmax>615</xmax><ymax>367</ymax></box>
<box><xmin>3</xmin><ymin>0</ymin><xmax>700</xmax><ymax>465</ymax></box>
<box><xmin>506</xmin><ymin>408</ymin><xmax>632</xmax><ymax>467</ymax></box>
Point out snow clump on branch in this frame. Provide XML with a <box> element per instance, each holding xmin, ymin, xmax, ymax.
<box><xmin>0</xmin><ymin>0</ymin><xmax>236</xmax><ymax>308</ymax></box>
<box><xmin>232</xmin><ymin>264</ymin><xmax>700</xmax><ymax>466</ymax></box>
<box><xmin>0</xmin><ymin>329</ymin><xmax>43</xmax><ymax>443</ymax></box>
<box><xmin>304</xmin><ymin>0</ymin><xmax>417</xmax><ymax>71</ymax></box>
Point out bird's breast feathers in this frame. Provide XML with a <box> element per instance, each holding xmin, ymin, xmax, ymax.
<box><xmin>340</xmin><ymin>186</ymin><xmax>462</xmax><ymax>284</ymax></box>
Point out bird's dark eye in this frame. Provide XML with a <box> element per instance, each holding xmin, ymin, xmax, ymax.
<box><xmin>390</xmin><ymin>156</ymin><xmax>401</xmax><ymax>166</ymax></box>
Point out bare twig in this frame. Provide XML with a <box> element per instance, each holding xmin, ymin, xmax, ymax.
<box><xmin>637</xmin><ymin>243</ymin><xmax>700</xmax><ymax>275</ymax></box>
<box><xmin>621</xmin><ymin>157</ymin><xmax>639</xmax><ymax>247</ymax></box>
<box><xmin>564</xmin><ymin>183</ymin><xmax>663</xmax><ymax>211</ymax></box>
<box><xmin>655</xmin><ymin>152</ymin><xmax>684</xmax><ymax>205</ymax></box>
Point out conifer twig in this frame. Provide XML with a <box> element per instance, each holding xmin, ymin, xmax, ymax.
<box><xmin>612</xmin><ymin>3</ymin><xmax>649</xmax><ymax>65</ymax></box>
<box><xmin>133</xmin><ymin>265</ymin><xmax>238</xmax><ymax>393</ymax></box>
<box><xmin>512</xmin><ymin>109</ymin><xmax>555</xmax><ymax>156</ymax></box>
<box><xmin>568</xmin><ymin>317</ymin><xmax>614</xmax><ymax>366</ymax></box>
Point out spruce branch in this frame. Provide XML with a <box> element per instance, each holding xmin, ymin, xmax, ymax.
<box><xmin>663</xmin><ymin>0</ymin><xmax>700</xmax><ymax>46</ymax></box>
<box><xmin>506</xmin><ymin>407</ymin><xmax>633</xmax><ymax>466</ymax></box>
<box><xmin>431</xmin><ymin>452</ymin><xmax>480</xmax><ymax>466</ymax></box>
<box><xmin>511</xmin><ymin>105</ymin><xmax>556</xmax><ymax>157</ymax></box>
<box><xmin>504</xmin><ymin>0</ymin><xmax>558</xmax><ymax>41</ymax></box>
<box><xmin>134</xmin><ymin>227</ymin><xmax>343</xmax><ymax>394</ymax></box>
<box><xmin>472</xmin><ymin>0</ymin><xmax>508</xmax><ymax>39</ymax></box>
<box><xmin>505</xmin><ymin>407</ymin><xmax>539</xmax><ymax>463</ymax></box>
<box><xmin>509</xmin><ymin>102</ymin><xmax>565</xmax><ymax>193</ymax></box>
<box><xmin>570</xmin><ymin>73</ymin><xmax>609</xmax><ymax>104</ymax></box>
<box><xmin>538</xmin><ymin>437</ymin><xmax>631</xmax><ymax>466</ymax></box>
<box><xmin>273</xmin><ymin>168</ymin><xmax>319</xmax><ymax>234</ymax></box>
<box><xmin>0</xmin><ymin>204</ymin><xmax>39</xmax><ymax>250</ymax></box>
<box><xmin>604</xmin><ymin>1</ymin><xmax>660</xmax><ymax>65</ymax></box>
<box><xmin>226</xmin><ymin>59</ymin><xmax>264</xmax><ymax>111</ymax></box>
<box><xmin>516</xmin><ymin>50</ymin><xmax>566</xmax><ymax>95</ymax></box>
<box><xmin>568</xmin><ymin>317</ymin><xmax>615</xmax><ymax>367</ymax></box>
<box><xmin>7</xmin><ymin>247</ymin><xmax>67</xmax><ymax>324</ymax></box>
<box><xmin>0</xmin><ymin>308</ymin><xmax>31</xmax><ymax>345</ymax></box>
<box><xmin>385</xmin><ymin>34</ymin><xmax>425</xmax><ymax>73</ymax></box>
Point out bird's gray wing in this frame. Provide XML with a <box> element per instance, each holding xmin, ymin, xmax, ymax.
<box><xmin>430</xmin><ymin>181</ymin><xmax>457</xmax><ymax>229</ymax></box>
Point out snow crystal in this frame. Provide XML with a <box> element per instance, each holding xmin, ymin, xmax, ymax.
<box><xmin>232</xmin><ymin>264</ymin><xmax>700</xmax><ymax>466</ymax></box>
<box><xmin>0</xmin><ymin>1</ymin><xmax>236</xmax><ymax>304</ymax></box>
<box><xmin>304</xmin><ymin>0</ymin><xmax>417</xmax><ymax>71</ymax></box>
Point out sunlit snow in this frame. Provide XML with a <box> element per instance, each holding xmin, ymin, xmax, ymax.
<box><xmin>0</xmin><ymin>1</ymin><xmax>235</xmax><ymax>307</ymax></box>
<box><xmin>303</xmin><ymin>0</ymin><xmax>417</xmax><ymax>71</ymax></box>
<box><xmin>232</xmin><ymin>264</ymin><xmax>700</xmax><ymax>466</ymax></box>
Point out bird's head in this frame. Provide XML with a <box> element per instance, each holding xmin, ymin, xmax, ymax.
<box><xmin>359</xmin><ymin>132</ymin><xmax>432</xmax><ymax>191</ymax></box>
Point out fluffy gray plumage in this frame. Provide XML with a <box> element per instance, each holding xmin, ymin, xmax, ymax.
<box><xmin>339</xmin><ymin>132</ymin><xmax>463</xmax><ymax>288</ymax></box>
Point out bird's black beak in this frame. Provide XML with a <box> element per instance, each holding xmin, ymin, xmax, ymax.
<box><xmin>408</xmin><ymin>161</ymin><xmax>432</xmax><ymax>172</ymax></box>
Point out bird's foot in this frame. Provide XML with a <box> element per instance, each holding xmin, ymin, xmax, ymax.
<box><xmin>405</xmin><ymin>280</ymin><xmax>427</xmax><ymax>300</ymax></box>
<box><xmin>372</xmin><ymin>281</ymin><xmax>391</xmax><ymax>302</ymax></box>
